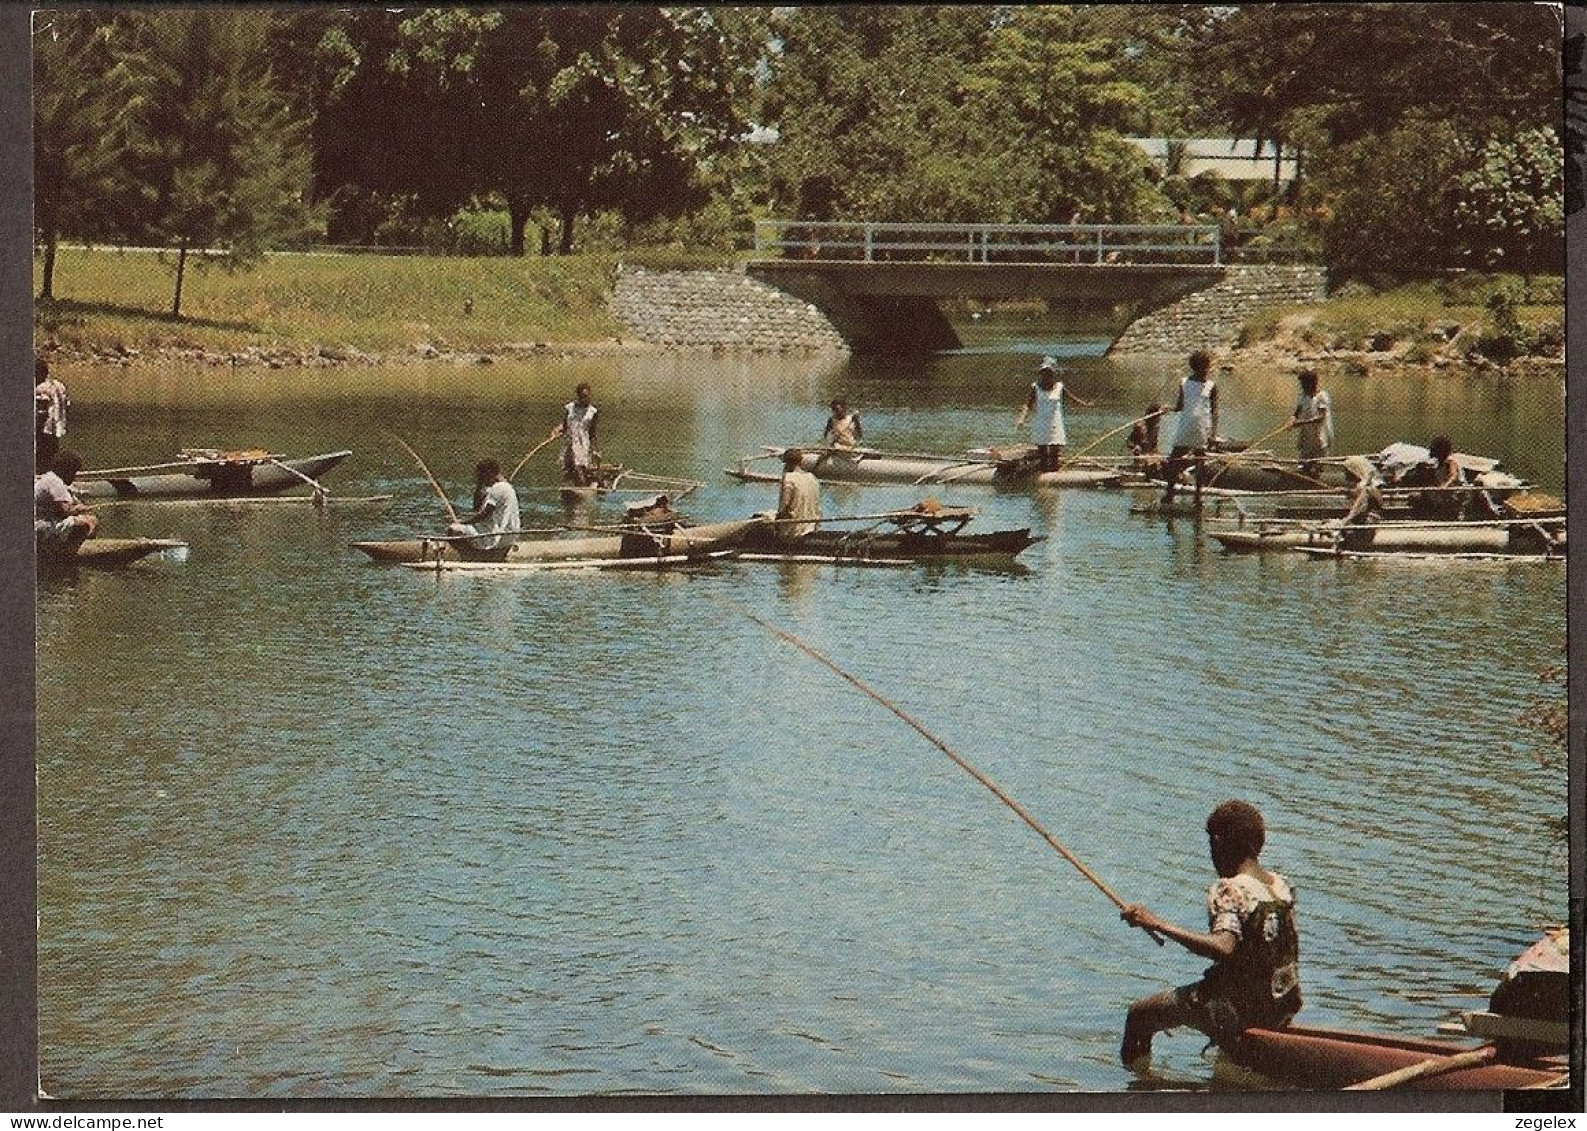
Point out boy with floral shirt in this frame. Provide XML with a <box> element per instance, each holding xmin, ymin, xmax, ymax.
<box><xmin>1118</xmin><ymin>799</ymin><xmax>1302</xmax><ymax>1068</ymax></box>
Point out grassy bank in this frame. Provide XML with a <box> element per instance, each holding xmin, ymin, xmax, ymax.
<box><xmin>34</xmin><ymin>247</ymin><xmax>725</xmax><ymax>357</ymax></box>
<box><xmin>1235</xmin><ymin>275</ymin><xmax>1564</xmax><ymax>367</ymax></box>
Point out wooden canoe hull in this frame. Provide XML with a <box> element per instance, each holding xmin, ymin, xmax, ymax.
<box><xmin>72</xmin><ymin>451</ymin><xmax>351</xmax><ymax>500</ymax></box>
<box><xmin>1213</xmin><ymin>520</ymin><xmax>1565</xmax><ymax>557</ymax></box>
<box><xmin>1227</xmin><ymin>1024</ymin><xmax>1567</xmax><ymax>1090</ymax></box>
<box><xmin>403</xmin><ymin>549</ymin><xmax>738</xmax><ymax>574</ymax></box>
<box><xmin>38</xmin><ymin>537</ymin><xmax>187</xmax><ymax>570</ymax></box>
<box><xmin>729</xmin><ymin>451</ymin><xmax>1121</xmax><ymax>489</ymax></box>
<box><xmin>740</xmin><ymin>526</ymin><xmax>1040</xmax><ymax>563</ymax></box>
<box><xmin>352</xmin><ymin>517</ymin><xmax>768</xmax><ymax>565</ymax></box>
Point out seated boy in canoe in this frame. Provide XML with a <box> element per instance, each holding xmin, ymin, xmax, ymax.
<box><xmin>1117</xmin><ymin>799</ymin><xmax>1302</xmax><ymax>1069</ymax></box>
<box><xmin>35</xmin><ymin>448</ymin><xmax>100</xmax><ymax>554</ymax></box>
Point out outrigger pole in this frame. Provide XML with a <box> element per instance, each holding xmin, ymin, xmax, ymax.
<box><xmin>719</xmin><ymin>598</ymin><xmax>1164</xmax><ymax>946</ymax></box>
<box><xmin>386</xmin><ymin>432</ymin><xmax>460</xmax><ymax>524</ymax></box>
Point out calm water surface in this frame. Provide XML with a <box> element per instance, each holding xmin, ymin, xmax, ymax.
<box><xmin>37</xmin><ymin>347</ymin><xmax>1567</xmax><ymax>1096</ymax></box>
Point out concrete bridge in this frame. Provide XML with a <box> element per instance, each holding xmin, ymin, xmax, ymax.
<box><xmin>746</xmin><ymin>219</ymin><xmax>1231</xmax><ymax>352</ymax></box>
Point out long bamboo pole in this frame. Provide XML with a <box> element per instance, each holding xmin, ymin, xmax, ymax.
<box><xmin>720</xmin><ymin>599</ymin><xmax>1163</xmax><ymax>945</ymax></box>
<box><xmin>387</xmin><ymin>433</ymin><xmax>460</xmax><ymax>524</ymax></box>
<box><xmin>1067</xmin><ymin>408</ymin><xmax>1166</xmax><ymax>462</ymax></box>
<box><xmin>1342</xmin><ymin>1045</ymin><xmax>1497</xmax><ymax>1091</ymax></box>
<box><xmin>508</xmin><ymin>434</ymin><xmax>560</xmax><ymax>481</ymax></box>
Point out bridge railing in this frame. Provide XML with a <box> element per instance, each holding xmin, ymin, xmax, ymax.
<box><xmin>752</xmin><ymin>219</ymin><xmax>1223</xmax><ymax>266</ymax></box>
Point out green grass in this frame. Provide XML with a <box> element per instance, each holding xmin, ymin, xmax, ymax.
<box><xmin>1242</xmin><ymin>275</ymin><xmax>1564</xmax><ymax>356</ymax></box>
<box><xmin>33</xmin><ymin>247</ymin><xmax>686</xmax><ymax>354</ymax></box>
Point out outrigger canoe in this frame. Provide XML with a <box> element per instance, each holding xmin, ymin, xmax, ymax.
<box><xmin>38</xmin><ymin>536</ymin><xmax>188</xmax><ymax>570</ymax></box>
<box><xmin>1223</xmin><ymin>930</ymin><xmax>1570</xmax><ymax>1091</ymax></box>
<box><xmin>351</xmin><ymin>516</ymin><xmax>769</xmax><ymax>565</ymax></box>
<box><xmin>738</xmin><ymin>504</ymin><xmax>1039</xmax><ymax>565</ymax></box>
<box><xmin>72</xmin><ymin>449</ymin><xmax>351</xmax><ymax>500</ymax></box>
<box><xmin>1211</xmin><ymin>516</ymin><xmax>1565</xmax><ymax>559</ymax></box>
<box><xmin>727</xmin><ymin>446</ymin><xmax>1122</xmax><ymax>489</ymax></box>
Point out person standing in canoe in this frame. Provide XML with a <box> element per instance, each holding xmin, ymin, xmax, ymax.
<box><xmin>35</xmin><ymin>448</ymin><xmax>99</xmax><ymax>552</ymax></box>
<box><xmin>446</xmin><ymin>459</ymin><xmax>521</xmax><ymax>551</ymax></box>
<box><xmin>35</xmin><ymin>355</ymin><xmax>68</xmax><ymax>474</ymax></box>
<box><xmin>776</xmin><ymin>448</ymin><xmax>822</xmax><ymax>538</ymax></box>
<box><xmin>1118</xmin><ymin>799</ymin><xmax>1301</xmax><ymax>1069</ymax></box>
<box><xmin>1159</xmin><ymin>350</ymin><xmax>1219</xmax><ymax>505</ymax></box>
<box><xmin>1016</xmin><ymin>357</ymin><xmax>1094</xmax><ymax>472</ymax></box>
<box><xmin>822</xmin><ymin>397</ymin><xmax>863</xmax><ymax>449</ymax></box>
<box><xmin>552</xmin><ymin>383</ymin><xmax>600</xmax><ymax>486</ymax></box>
<box><xmin>1288</xmin><ymin>369</ymin><xmax>1333</xmax><ymax>480</ymax></box>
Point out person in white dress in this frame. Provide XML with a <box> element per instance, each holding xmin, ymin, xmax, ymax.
<box><xmin>1288</xmin><ymin>369</ymin><xmax>1332</xmax><ymax>479</ymax></box>
<box><xmin>1160</xmin><ymin>350</ymin><xmax>1219</xmax><ymax>504</ymax></box>
<box><xmin>35</xmin><ymin>355</ymin><xmax>68</xmax><ymax>473</ymax></box>
<box><xmin>1015</xmin><ymin>356</ymin><xmax>1093</xmax><ymax>471</ymax></box>
<box><xmin>553</xmin><ymin>383</ymin><xmax>600</xmax><ymax>486</ymax></box>
<box><xmin>446</xmin><ymin>459</ymin><xmax>521</xmax><ymax>551</ymax></box>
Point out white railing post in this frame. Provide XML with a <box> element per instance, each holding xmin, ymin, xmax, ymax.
<box><xmin>1095</xmin><ymin>227</ymin><xmax>1104</xmax><ymax>264</ymax></box>
<box><xmin>1213</xmin><ymin>224</ymin><xmax>1222</xmax><ymax>266</ymax></box>
<box><xmin>864</xmin><ymin>223</ymin><xmax>873</xmax><ymax>262</ymax></box>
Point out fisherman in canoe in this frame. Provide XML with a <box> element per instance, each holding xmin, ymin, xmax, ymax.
<box><xmin>1287</xmin><ymin>369</ymin><xmax>1332</xmax><ymax>480</ymax></box>
<box><xmin>1159</xmin><ymin>350</ymin><xmax>1219</xmax><ymax>506</ymax></box>
<box><xmin>1015</xmin><ymin>356</ymin><xmax>1094</xmax><ymax>472</ymax></box>
<box><xmin>1333</xmin><ymin>455</ymin><xmax>1388</xmax><ymax>526</ymax></box>
<box><xmin>445</xmin><ymin>459</ymin><xmax>521</xmax><ymax>551</ymax></box>
<box><xmin>35</xmin><ymin>448</ymin><xmax>99</xmax><ymax>552</ymax></box>
<box><xmin>776</xmin><ymin>448</ymin><xmax>822</xmax><ymax>537</ymax></box>
<box><xmin>1399</xmin><ymin>434</ymin><xmax>1502</xmax><ymax>521</ymax></box>
<box><xmin>822</xmin><ymin>397</ymin><xmax>863</xmax><ymax>450</ymax></box>
<box><xmin>1118</xmin><ymin>799</ymin><xmax>1302</xmax><ymax>1069</ymax></box>
<box><xmin>552</xmin><ymin>383</ymin><xmax>600</xmax><ymax>486</ymax></box>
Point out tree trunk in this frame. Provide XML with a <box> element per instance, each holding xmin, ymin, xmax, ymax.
<box><xmin>172</xmin><ymin>243</ymin><xmax>188</xmax><ymax>319</ymax></box>
<box><xmin>1271</xmin><ymin>141</ymin><xmax>1283</xmax><ymax>221</ymax></box>
<box><xmin>539</xmin><ymin>225</ymin><xmax>551</xmax><ymax>258</ymax></box>
<box><xmin>39</xmin><ymin>231</ymin><xmax>57</xmax><ymax>300</ymax></box>
<box><xmin>508</xmin><ymin>204</ymin><xmax>529</xmax><ymax>257</ymax></box>
<box><xmin>558</xmin><ymin>206</ymin><xmax>576</xmax><ymax>255</ymax></box>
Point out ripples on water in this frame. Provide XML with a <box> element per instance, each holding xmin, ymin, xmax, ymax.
<box><xmin>36</xmin><ymin>353</ymin><xmax>1567</xmax><ymax>1097</ymax></box>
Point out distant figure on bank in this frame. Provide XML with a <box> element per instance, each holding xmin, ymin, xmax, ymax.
<box><xmin>1016</xmin><ymin>357</ymin><xmax>1093</xmax><ymax>472</ymax></box>
<box><xmin>447</xmin><ymin>459</ymin><xmax>521</xmax><ymax>551</ymax></box>
<box><xmin>35</xmin><ymin>355</ymin><xmax>68</xmax><ymax>474</ymax></box>
<box><xmin>1118</xmin><ymin>799</ymin><xmax>1302</xmax><ymax>1069</ymax></box>
<box><xmin>822</xmin><ymin>397</ymin><xmax>863</xmax><ymax>449</ymax></box>
<box><xmin>552</xmin><ymin>383</ymin><xmax>600</xmax><ymax>486</ymax></box>
<box><xmin>35</xmin><ymin>448</ymin><xmax>99</xmax><ymax>552</ymax></box>
<box><xmin>1288</xmin><ymin>369</ymin><xmax>1332</xmax><ymax>479</ymax></box>
<box><xmin>1160</xmin><ymin>350</ymin><xmax>1219</xmax><ymax>505</ymax></box>
<box><xmin>776</xmin><ymin>448</ymin><xmax>822</xmax><ymax>538</ymax></box>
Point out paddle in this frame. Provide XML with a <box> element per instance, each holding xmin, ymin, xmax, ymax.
<box><xmin>1342</xmin><ymin>1045</ymin><xmax>1496</xmax><ymax>1091</ymax></box>
<box><xmin>267</xmin><ymin>458</ymin><xmax>330</xmax><ymax>507</ymax></box>
<box><xmin>386</xmin><ymin>432</ymin><xmax>460</xmax><ymax>524</ymax></box>
<box><xmin>717</xmin><ymin>599</ymin><xmax>1165</xmax><ymax>946</ymax></box>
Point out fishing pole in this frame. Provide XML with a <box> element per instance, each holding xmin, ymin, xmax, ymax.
<box><xmin>508</xmin><ymin>434</ymin><xmax>560</xmax><ymax>481</ymax></box>
<box><xmin>718</xmin><ymin>598</ymin><xmax>1164</xmax><ymax>946</ymax></box>
<box><xmin>386</xmin><ymin>432</ymin><xmax>460</xmax><ymax>524</ymax></box>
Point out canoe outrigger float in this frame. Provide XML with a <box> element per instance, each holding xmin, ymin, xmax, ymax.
<box><xmin>1210</xmin><ymin>514</ymin><xmax>1566</xmax><ymax>560</ymax></box>
<box><xmin>551</xmin><ymin>466</ymin><xmax>705</xmax><ymax>506</ymax></box>
<box><xmin>71</xmin><ymin>449</ymin><xmax>352</xmax><ymax>501</ymax></box>
<box><xmin>727</xmin><ymin>445</ymin><xmax>1124</xmax><ymax>489</ymax></box>
<box><xmin>1224</xmin><ymin>930</ymin><xmax>1570</xmax><ymax>1091</ymax></box>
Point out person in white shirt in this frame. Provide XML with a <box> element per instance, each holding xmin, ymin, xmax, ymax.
<box><xmin>446</xmin><ymin>459</ymin><xmax>521</xmax><ymax>552</ymax></box>
<box><xmin>35</xmin><ymin>355</ymin><xmax>68</xmax><ymax>473</ymax></box>
<box><xmin>1288</xmin><ymin>369</ymin><xmax>1332</xmax><ymax>479</ymax></box>
<box><xmin>1016</xmin><ymin>356</ymin><xmax>1093</xmax><ymax>471</ymax></box>
<box><xmin>776</xmin><ymin>449</ymin><xmax>822</xmax><ymax>538</ymax></box>
<box><xmin>1160</xmin><ymin>350</ymin><xmax>1219</xmax><ymax>505</ymax></box>
<box><xmin>553</xmin><ymin>383</ymin><xmax>600</xmax><ymax>486</ymax></box>
<box><xmin>35</xmin><ymin>448</ymin><xmax>98</xmax><ymax>550</ymax></box>
<box><xmin>822</xmin><ymin>397</ymin><xmax>863</xmax><ymax>449</ymax></box>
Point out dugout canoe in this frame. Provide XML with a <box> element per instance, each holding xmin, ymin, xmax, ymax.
<box><xmin>351</xmin><ymin>516</ymin><xmax>768</xmax><ymax>565</ymax></box>
<box><xmin>727</xmin><ymin>447</ymin><xmax>1122</xmax><ymax>489</ymax></box>
<box><xmin>404</xmin><ymin>548</ymin><xmax>739</xmax><ymax>574</ymax></box>
<box><xmin>72</xmin><ymin>450</ymin><xmax>351</xmax><ymax>500</ymax></box>
<box><xmin>1221</xmin><ymin>930</ymin><xmax>1570</xmax><ymax>1091</ymax></box>
<box><xmin>38</xmin><ymin>536</ymin><xmax>188</xmax><ymax>570</ymax></box>
<box><xmin>738</xmin><ymin>525</ymin><xmax>1040</xmax><ymax>565</ymax></box>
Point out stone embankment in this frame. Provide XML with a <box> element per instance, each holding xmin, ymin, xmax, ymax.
<box><xmin>610</xmin><ymin>265</ymin><xmax>848</xmax><ymax>353</ymax></box>
<box><xmin>1108</xmin><ymin>265</ymin><xmax>1328</xmax><ymax>356</ymax></box>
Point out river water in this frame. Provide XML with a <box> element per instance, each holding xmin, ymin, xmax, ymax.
<box><xmin>36</xmin><ymin>342</ymin><xmax>1567</xmax><ymax>1097</ymax></box>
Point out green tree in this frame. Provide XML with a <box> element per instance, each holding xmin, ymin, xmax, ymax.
<box><xmin>32</xmin><ymin>10</ymin><xmax>137</xmax><ymax>299</ymax></box>
<box><xmin>1452</xmin><ymin>127</ymin><xmax>1564</xmax><ymax>274</ymax></box>
<box><xmin>114</xmin><ymin>10</ymin><xmax>318</xmax><ymax>318</ymax></box>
